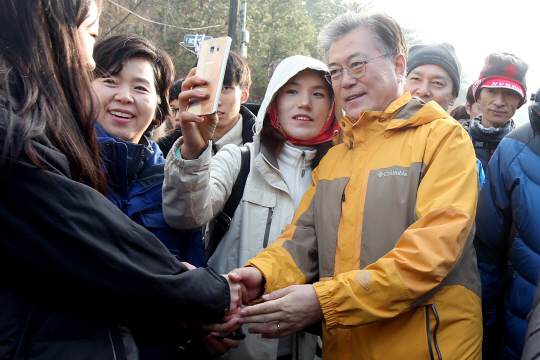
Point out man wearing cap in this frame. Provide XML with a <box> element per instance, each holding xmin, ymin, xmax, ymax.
<box><xmin>475</xmin><ymin>86</ymin><xmax>539</xmax><ymax>360</ymax></box>
<box><xmin>463</xmin><ymin>52</ymin><xmax>528</xmax><ymax>171</ymax></box>
<box><xmin>404</xmin><ymin>43</ymin><xmax>461</xmax><ymax>111</ymax></box>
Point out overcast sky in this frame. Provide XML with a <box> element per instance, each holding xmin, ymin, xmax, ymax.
<box><xmin>364</xmin><ymin>0</ymin><xmax>538</xmax><ymax>125</ymax></box>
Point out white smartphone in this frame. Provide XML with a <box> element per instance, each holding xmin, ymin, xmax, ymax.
<box><xmin>188</xmin><ymin>36</ymin><xmax>232</xmax><ymax>116</ymax></box>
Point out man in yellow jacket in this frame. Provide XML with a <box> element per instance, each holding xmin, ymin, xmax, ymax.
<box><xmin>229</xmin><ymin>12</ymin><xmax>482</xmax><ymax>360</ymax></box>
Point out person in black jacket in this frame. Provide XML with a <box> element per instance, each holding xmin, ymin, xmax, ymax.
<box><xmin>157</xmin><ymin>51</ymin><xmax>256</xmax><ymax>157</ymax></box>
<box><xmin>0</xmin><ymin>1</ymin><xmax>242</xmax><ymax>359</ymax></box>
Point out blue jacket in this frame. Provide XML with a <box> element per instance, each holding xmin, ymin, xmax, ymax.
<box><xmin>474</xmin><ymin>120</ymin><xmax>540</xmax><ymax>359</ymax></box>
<box><xmin>96</xmin><ymin>125</ymin><xmax>206</xmax><ymax>268</ymax></box>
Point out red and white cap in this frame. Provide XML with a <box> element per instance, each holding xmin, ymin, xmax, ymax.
<box><xmin>472</xmin><ymin>53</ymin><xmax>528</xmax><ymax>108</ymax></box>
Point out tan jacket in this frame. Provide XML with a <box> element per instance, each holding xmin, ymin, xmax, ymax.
<box><xmin>162</xmin><ymin>55</ymin><xmax>332</xmax><ymax>360</ymax></box>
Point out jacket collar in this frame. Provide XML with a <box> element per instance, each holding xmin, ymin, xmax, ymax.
<box><xmin>215</xmin><ymin>114</ymin><xmax>244</xmax><ymax>152</ymax></box>
<box><xmin>95</xmin><ymin>123</ymin><xmax>162</xmax><ymax>192</ymax></box>
<box><xmin>468</xmin><ymin>115</ymin><xmax>514</xmax><ymax>142</ymax></box>
<box><xmin>339</xmin><ymin>93</ymin><xmax>450</xmax><ymax>144</ymax></box>
<box><xmin>277</xmin><ymin>141</ymin><xmax>316</xmax><ymax>169</ymax></box>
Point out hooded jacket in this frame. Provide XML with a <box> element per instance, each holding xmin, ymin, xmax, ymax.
<box><xmin>474</xmin><ymin>116</ymin><xmax>540</xmax><ymax>359</ymax></box>
<box><xmin>162</xmin><ymin>55</ymin><xmax>333</xmax><ymax>360</ymax></box>
<box><xmin>246</xmin><ymin>93</ymin><xmax>482</xmax><ymax>360</ymax></box>
<box><xmin>96</xmin><ymin>124</ymin><xmax>206</xmax><ymax>267</ymax></box>
<box><xmin>0</xmin><ymin>106</ymin><xmax>231</xmax><ymax>360</ymax></box>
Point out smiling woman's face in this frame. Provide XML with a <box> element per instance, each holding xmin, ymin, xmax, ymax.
<box><xmin>92</xmin><ymin>58</ymin><xmax>158</xmax><ymax>143</ymax></box>
<box><xmin>275</xmin><ymin>69</ymin><xmax>332</xmax><ymax>141</ymax></box>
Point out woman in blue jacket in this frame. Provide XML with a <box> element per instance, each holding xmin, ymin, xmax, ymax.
<box><xmin>91</xmin><ymin>34</ymin><xmax>206</xmax><ymax>268</ymax></box>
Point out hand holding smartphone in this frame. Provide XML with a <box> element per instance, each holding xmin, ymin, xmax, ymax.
<box><xmin>188</xmin><ymin>36</ymin><xmax>232</xmax><ymax>116</ymax></box>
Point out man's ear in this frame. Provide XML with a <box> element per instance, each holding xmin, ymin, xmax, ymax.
<box><xmin>240</xmin><ymin>86</ymin><xmax>249</xmax><ymax>104</ymax></box>
<box><xmin>393</xmin><ymin>54</ymin><xmax>406</xmax><ymax>83</ymax></box>
<box><xmin>449</xmin><ymin>97</ymin><xmax>456</xmax><ymax>107</ymax></box>
<box><xmin>465</xmin><ymin>102</ymin><xmax>471</xmax><ymax>115</ymax></box>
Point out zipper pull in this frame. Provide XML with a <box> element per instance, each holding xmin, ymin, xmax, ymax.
<box><xmin>301</xmin><ymin>151</ymin><xmax>306</xmax><ymax>177</ymax></box>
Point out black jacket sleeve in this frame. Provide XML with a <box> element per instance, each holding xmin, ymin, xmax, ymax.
<box><xmin>0</xmin><ymin>116</ymin><xmax>229</xmax><ymax>327</ymax></box>
<box><xmin>156</xmin><ymin>126</ymin><xmax>182</xmax><ymax>158</ymax></box>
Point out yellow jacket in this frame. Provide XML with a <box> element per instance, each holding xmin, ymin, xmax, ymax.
<box><xmin>246</xmin><ymin>93</ymin><xmax>482</xmax><ymax>360</ymax></box>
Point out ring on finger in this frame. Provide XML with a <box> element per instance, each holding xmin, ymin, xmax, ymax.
<box><xmin>277</xmin><ymin>321</ymin><xmax>282</xmax><ymax>332</ymax></box>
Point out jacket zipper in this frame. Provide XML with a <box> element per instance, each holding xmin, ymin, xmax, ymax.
<box><xmin>425</xmin><ymin>304</ymin><xmax>443</xmax><ymax>360</ymax></box>
<box><xmin>301</xmin><ymin>151</ymin><xmax>306</xmax><ymax>178</ymax></box>
<box><xmin>262</xmin><ymin>207</ymin><xmax>274</xmax><ymax>248</ymax></box>
<box><xmin>108</xmin><ymin>328</ymin><xmax>118</xmax><ymax>360</ymax></box>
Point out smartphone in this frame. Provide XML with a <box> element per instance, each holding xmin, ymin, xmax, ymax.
<box><xmin>188</xmin><ymin>36</ymin><xmax>232</xmax><ymax>116</ymax></box>
<box><xmin>217</xmin><ymin>328</ymin><xmax>245</xmax><ymax>341</ymax></box>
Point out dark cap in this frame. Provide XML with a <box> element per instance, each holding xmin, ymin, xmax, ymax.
<box><xmin>473</xmin><ymin>52</ymin><xmax>528</xmax><ymax>108</ymax></box>
<box><xmin>407</xmin><ymin>43</ymin><xmax>462</xmax><ymax>97</ymax></box>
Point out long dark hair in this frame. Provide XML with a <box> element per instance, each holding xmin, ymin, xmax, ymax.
<box><xmin>0</xmin><ymin>0</ymin><xmax>106</xmax><ymax>193</ymax></box>
<box><xmin>92</xmin><ymin>34</ymin><xmax>175</xmax><ymax>131</ymax></box>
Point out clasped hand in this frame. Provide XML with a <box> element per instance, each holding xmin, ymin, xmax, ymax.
<box><xmin>209</xmin><ymin>267</ymin><xmax>324</xmax><ymax>339</ymax></box>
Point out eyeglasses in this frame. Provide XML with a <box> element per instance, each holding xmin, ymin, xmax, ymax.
<box><xmin>325</xmin><ymin>54</ymin><xmax>391</xmax><ymax>86</ymax></box>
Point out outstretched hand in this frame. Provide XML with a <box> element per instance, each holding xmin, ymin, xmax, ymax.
<box><xmin>201</xmin><ymin>273</ymin><xmax>246</xmax><ymax>335</ymax></box>
<box><xmin>223</xmin><ymin>274</ymin><xmax>243</xmax><ymax>315</ymax></box>
<box><xmin>240</xmin><ymin>284</ymin><xmax>323</xmax><ymax>339</ymax></box>
<box><xmin>178</xmin><ymin>68</ymin><xmax>219</xmax><ymax>160</ymax></box>
<box><xmin>228</xmin><ymin>267</ymin><xmax>265</xmax><ymax>305</ymax></box>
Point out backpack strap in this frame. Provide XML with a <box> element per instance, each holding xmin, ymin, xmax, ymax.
<box><xmin>205</xmin><ymin>146</ymin><xmax>251</xmax><ymax>261</ymax></box>
<box><xmin>471</xmin><ymin>140</ymin><xmax>500</xmax><ymax>149</ymax></box>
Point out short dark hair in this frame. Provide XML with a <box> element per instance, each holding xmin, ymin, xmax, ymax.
<box><xmin>466</xmin><ymin>84</ymin><xmax>475</xmax><ymax>105</ymax></box>
<box><xmin>223</xmin><ymin>51</ymin><xmax>251</xmax><ymax>88</ymax></box>
<box><xmin>169</xmin><ymin>79</ymin><xmax>184</xmax><ymax>102</ymax></box>
<box><xmin>318</xmin><ymin>12</ymin><xmax>408</xmax><ymax>62</ymax></box>
<box><xmin>92</xmin><ymin>34</ymin><xmax>175</xmax><ymax>128</ymax></box>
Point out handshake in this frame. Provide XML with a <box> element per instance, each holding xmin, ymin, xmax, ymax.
<box><xmin>198</xmin><ymin>266</ymin><xmax>324</xmax><ymax>356</ymax></box>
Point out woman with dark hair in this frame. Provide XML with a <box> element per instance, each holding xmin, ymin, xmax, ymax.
<box><xmin>91</xmin><ymin>34</ymin><xmax>206</xmax><ymax>268</ymax></box>
<box><xmin>163</xmin><ymin>55</ymin><xmax>339</xmax><ymax>360</ymax></box>
<box><xmin>0</xmin><ymin>1</ymin><xmax>240</xmax><ymax>359</ymax></box>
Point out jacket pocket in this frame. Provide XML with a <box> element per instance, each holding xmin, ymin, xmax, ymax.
<box><xmin>236</xmin><ymin>188</ymin><xmax>277</xmax><ymax>266</ymax></box>
<box><xmin>242</xmin><ymin>185</ymin><xmax>276</xmax><ymax>208</ymax></box>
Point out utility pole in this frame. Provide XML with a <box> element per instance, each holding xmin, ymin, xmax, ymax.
<box><xmin>238</xmin><ymin>2</ymin><xmax>249</xmax><ymax>58</ymax></box>
<box><xmin>228</xmin><ymin>0</ymin><xmax>239</xmax><ymax>51</ymax></box>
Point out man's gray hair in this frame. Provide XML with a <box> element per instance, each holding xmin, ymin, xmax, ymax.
<box><xmin>318</xmin><ymin>12</ymin><xmax>408</xmax><ymax>63</ymax></box>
